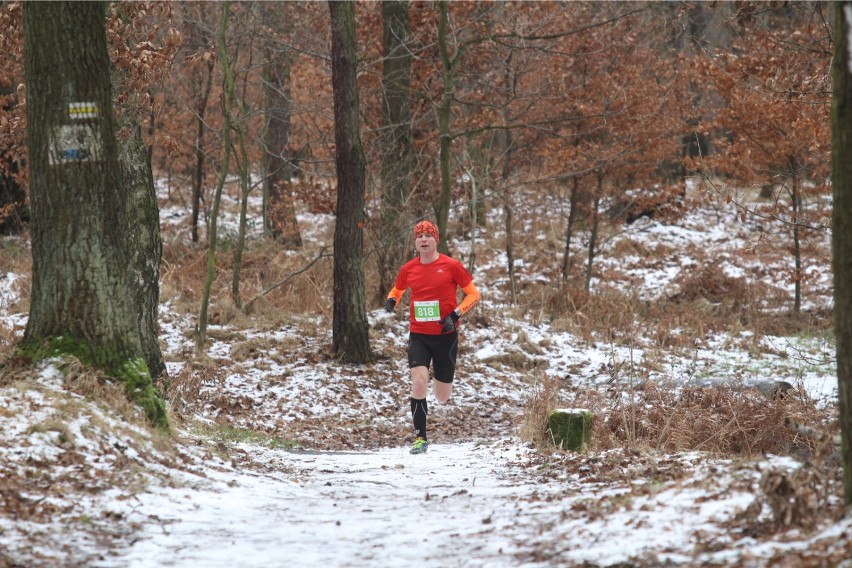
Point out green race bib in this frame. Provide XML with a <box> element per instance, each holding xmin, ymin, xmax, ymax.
<box><xmin>413</xmin><ymin>300</ymin><xmax>441</xmax><ymax>322</ymax></box>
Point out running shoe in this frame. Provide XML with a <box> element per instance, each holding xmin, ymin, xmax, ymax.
<box><xmin>410</xmin><ymin>437</ymin><xmax>428</xmax><ymax>454</ymax></box>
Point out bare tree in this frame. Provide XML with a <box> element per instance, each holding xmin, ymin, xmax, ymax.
<box><xmin>262</xmin><ymin>46</ymin><xmax>302</xmax><ymax>248</ymax></box>
<box><xmin>375</xmin><ymin>0</ymin><xmax>413</xmax><ymax>299</ymax></box>
<box><xmin>184</xmin><ymin>12</ymin><xmax>216</xmax><ymax>243</ymax></box>
<box><xmin>189</xmin><ymin>29</ymin><xmax>215</xmax><ymax>244</ymax></box>
<box><xmin>329</xmin><ymin>0</ymin><xmax>370</xmax><ymax>363</ymax></box>
<box><xmin>260</xmin><ymin>1</ymin><xmax>302</xmax><ymax>248</ymax></box>
<box><xmin>196</xmin><ymin>1</ymin><xmax>235</xmax><ymax>351</ymax></box>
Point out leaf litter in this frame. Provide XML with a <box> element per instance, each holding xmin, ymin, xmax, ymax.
<box><xmin>0</xmin><ymin>187</ymin><xmax>849</xmax><ymax>567</ymax></box>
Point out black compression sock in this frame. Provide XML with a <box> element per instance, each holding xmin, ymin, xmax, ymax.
<box><xmin>410</xmin><ymin>397</ymin><xmax>428</xmax><ymax>440</ymax></box>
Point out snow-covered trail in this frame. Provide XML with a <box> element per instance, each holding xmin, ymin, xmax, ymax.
<box><xmin>101</xmin><ymin>440</ymin><xmax>545</xmax><ymax>568</ymax></box>
<box><xmin>96</xmin><ymin>435</ymin><xmax>847</xmax><ymax>568</ymax></box>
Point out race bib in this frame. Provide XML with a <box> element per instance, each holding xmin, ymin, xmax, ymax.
<box><xmin>413</xmin><ymin>300</ymin><xmax>441</xmax><ymax>322</ymax></box>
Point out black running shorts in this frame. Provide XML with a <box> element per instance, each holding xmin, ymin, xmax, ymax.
<box><xmin>408</xmin><ymin>331</ymin><xmax>459</xmax><ymax>384</ymax></box>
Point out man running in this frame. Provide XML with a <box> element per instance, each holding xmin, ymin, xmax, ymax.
<box><xmin>384</xmin><ymin>220</ymin><xmax>480</xmax><ymax>454</ymax></box>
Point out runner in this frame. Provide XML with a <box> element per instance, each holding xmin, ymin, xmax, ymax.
<box><xmin>384</xmin><ymin>220</ymin><xmax>480</xmax><ymax>454</ymax></box>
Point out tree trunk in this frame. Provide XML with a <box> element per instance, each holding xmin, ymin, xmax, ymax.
<box><xmin>500</xmin><ymin>51</ymin><xmax>516</xmax><ymax>304</ymax></box>
<box><xmin>21</xmin><ymin>1</ymin><xmax>166</xmax><ymax>427</ymax></box>
<box><xmin>504</xmin><ymin>185</ymin><xmax>515</xmax><ymax>304</ymax></box>
<box><xmin>789</xmin><ymin>156</ymin><xmax>802</xmax><ymax>314</ymax></box>
<box><xmin>262</xmin><ymin>50</ymin><xmax>302</xmax><ymax>248</ymax></box>
<box><xmin>376</xmin><ymin>0</ymin><xmax>413</xmax><ymax>301</ymax></box>
<box><xmin>468</xmin><ymin>166</ymin><xmax>477</xmax><ymax>274</ymax></box>
<box><xmin>463</xmin><ymin>143</ymin><xmax>488</xmax><ymax>235</ymax></box>
<box><xmin>119</xmin><ymin>125</ymin><xmax>164</xmax><ymax>379</ymax></box>
<box><xmin>231</xmin><ymin>104</ymin><xmax>250</xmax><ymax>310</ymax></box>
<box><xmin>436</xmin><ymin>0</ymin><xmax>453</xmax><ymax>255</ymax></box>
<box><xmin>329</xmin><ymin>0</ymin><xmax>370</xmax><ymax>363</ymax></box>
<box><xmin>191</xmin><ymin>57</ymin><xmax>214</xmax><ymax>244</ymax></box>
<box><xmin>831</xmin><ymin>0</ymin><xmax>852</xmax><ymax>508</ymax></box>
<box><xmin>562</xmin><ymin>176</ymin><xmax>580</xmax><ymax>283</ymax></box>
<box><xmin>584</xmin><ymin>173</ymin><xmax>603</xmax><ymax>293</ymax></box>
<box><xmin>197</xmin><ymin>1</ymin><xmax>234</xmax><ymax>351</ymax></box>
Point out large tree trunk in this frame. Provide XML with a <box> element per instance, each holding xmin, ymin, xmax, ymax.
<box><xmin>119</xmin><ymin>125</ymin><xmax>164</xmax><ymax>380</ymax></box>
<box><xmin>376</xmin><ymin>0</ymin><xmax>413</xmax><ymax>301</ymax></box>
<box><xmin>21</xmin><ymin>1</ymin><xmax>166</xmax><ymax>427</ymax></box>
<box><xmin>263</xmin><ymin>49</ymin><xmax>302</xmax><ymax>248</ymax></box>
<box><xmin>831</xmin><ymin>0</ymin><xmax>852</xmax><ymax>508</ymax></box>
<box><xmin>329</xmin><ymin>0</ymin><xmax>370</xmax><ymax>363</ymax></box>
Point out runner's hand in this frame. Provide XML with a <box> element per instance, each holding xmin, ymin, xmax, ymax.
<box><xmin>440</xmin><ymin>311</ymin><xmax>459</xmax><ymax>333</ymax></box>
<box><xmin>384</xmin><ymin>298</ymin><xmax>396</xmax><ymax>312</ymax></box>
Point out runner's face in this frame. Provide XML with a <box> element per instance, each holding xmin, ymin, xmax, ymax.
<box><xmin>415</xmin><ymin>232</ymin><xmax>437</xmax><ymax>254</ymax></box>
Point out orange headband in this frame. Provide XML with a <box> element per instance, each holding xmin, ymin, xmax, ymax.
<box><xmin>413</xmin><ymin>220</ymin><xmax>439</xmax><ymax>243</ymax></box>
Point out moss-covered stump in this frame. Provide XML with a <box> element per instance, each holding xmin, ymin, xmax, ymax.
<box><xmin>548</xmin><ymin>408</ymin><xmax>592</xmax><ymax>451</ymax></box>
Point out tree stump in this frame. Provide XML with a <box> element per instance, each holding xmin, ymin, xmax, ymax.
<box><xmin>548</xmin><ymin>408</ymin><xmax>592</xmax><ymax>451</ymax></box>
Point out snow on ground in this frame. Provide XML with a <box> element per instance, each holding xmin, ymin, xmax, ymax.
<box><xmin>0</xmin><ymin>189</ymin><xmax>847</xmax><ymax>567</ymax></box>
<box><xmin>95</xmin><ymin>441</ymin><xmax>836</xmax><ymax>568</ymax></box>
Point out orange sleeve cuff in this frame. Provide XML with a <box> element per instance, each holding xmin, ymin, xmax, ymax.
<box><xmin>387</xmin><ymin>287</ymin><xmax>404</xmax><ymax>303</ymax></box>
<box><xmin>456</xmin><ymin>281</ymin><xmax>480</xmax><ymax>316</ymax></box>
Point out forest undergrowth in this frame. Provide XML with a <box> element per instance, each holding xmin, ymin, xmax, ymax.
<box><xmin>0</xmin><ymin>189</ymin><xmax>841</xmax><ymax>458</ymax></box>
<box><xmin>0</xmin><ymin>186</ymin><xmax>846</xmax><ymax>564</ymax></box>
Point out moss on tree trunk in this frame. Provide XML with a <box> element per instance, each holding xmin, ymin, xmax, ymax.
<box><xmin>17</xmin><ymin>336</ymin><xmax>168</xmax><ymax>430</ymax></box>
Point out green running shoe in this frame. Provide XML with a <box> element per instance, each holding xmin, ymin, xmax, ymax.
<box><xmin>410</xmin><ymin>437</ymin><xmax>428</xmax><ymax>454</ymax></box>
